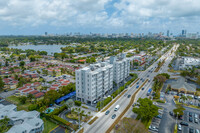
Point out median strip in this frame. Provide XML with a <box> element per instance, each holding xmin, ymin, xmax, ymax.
<box><xmin>88</xmin><ymin>116</ymin><xmax>98</xmax><ymax>125</ymax></box>
<box><xmin>130</xmin><ymin>78</ymin><xmax>139</xmax><ymax>87</ymax></box>
<box><xmin>106</xmin><ymin>79</ymin><xmax>148</xmax><ymax>133</ymax></box>
<box><xmin>154</xmin><ymin>58</ymin><xmax>166</xmax><ymax>72</ymax></box>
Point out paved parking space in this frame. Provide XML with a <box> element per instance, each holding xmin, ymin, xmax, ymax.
<box><xmin>49</xmin><ymin>126</ymin><xmax>65</xmax><ymax>133</ymax></box>
<box><xmin>177</xmin><ymin>109</ymin><xmax>200</xmax><ymax>133</ymax></box>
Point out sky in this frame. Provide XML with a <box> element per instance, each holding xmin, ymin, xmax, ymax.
<box><xmin>0</xmin><ymin>0</ymin><xmax>200</xmax><ymax>35</ymax></box>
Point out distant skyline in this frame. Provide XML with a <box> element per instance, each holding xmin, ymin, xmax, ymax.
<box><xmin>0</xmin><ymin>0</ymin><xmax>200</xmax><ymax>35</ymax></box>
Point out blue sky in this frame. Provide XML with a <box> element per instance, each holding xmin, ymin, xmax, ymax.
<box><xmin>0</xmin><ymin>0</ymin><xmax>200</xmax><ymax>35</ymax></box>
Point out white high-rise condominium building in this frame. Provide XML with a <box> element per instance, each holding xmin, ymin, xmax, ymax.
<box><xmin>76</xmin><ymin>62</ymin><xmax>113</xmax><ymax>104</ymax></box>
<box><xmin>110</xmin><ymin>53</ymin><xmax>130</xmax><ymax>84</ymax></box>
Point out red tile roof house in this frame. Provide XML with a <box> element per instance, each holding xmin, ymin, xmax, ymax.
<box><xmin>29</xmin><ymin>90</ymin><xmax>39</xmax><ymax>95</ymax></box>
<box><xmin>24</xmin><ymin>83</ymin><xmax>32</xmax><ymax>88</ymax></box>
<box><xmin>48</xmin><ymin>87</ymin><xmax>57</xmax><ymax>91</ymax></box>
<box><xmin>33</xmin><ymin>82</ymin><xmax>41</xmax><ymax>87</ymax></box>
<box><xmin>61</xmin><ymin>83</ymin><xmax>69</xmax><ymax>86</ymax></box>
<box><xmin>52</xmin><ymin>84</ymin><xmax>60</xmax><ymax>88</ymax></box>
<box><xmin>18</xmin><ymin>87</ymin><xmax>27</xmax><ymax>91</ymax></box>
<box><xmin>34</xmin><ymin>92</ymin><xmax>44</xmax><ymax>98</ymax></box>
<box><xmin>22</xmin><ymin>88</ymin><xmax>33</xmax><ymax>95</ymax></box>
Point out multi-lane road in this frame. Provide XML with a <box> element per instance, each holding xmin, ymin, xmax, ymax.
<box><xmin>83</xmin><ymin>44</ymin><xmax>179</xmax><ymax>133</ymax></box>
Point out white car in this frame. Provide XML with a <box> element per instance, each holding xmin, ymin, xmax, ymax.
<box><xmin>178</xmin><ymin>124</ymin><xmax>181</xmax><ymax>131</ymax></box>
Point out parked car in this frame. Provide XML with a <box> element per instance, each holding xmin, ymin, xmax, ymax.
<box><xmin>195</xmin><ymin>129</ymin><xmax>200</xmax><ymax>133</ymax></box>
<box><xmin>105</xmin><ymin>110</ymin><xmax>110</xmax><ymax>115</ymax></box>
<box><xmin>112</xmin><ymin>114</ymin><xmax>116</xmax><ymax>119</ymax></box>
<box><xmin>189</xmin><ymin>112</ymin><xmax>193</xmax><ymax>117</ymax></box>
<box><xmin>189</xmin><ymin>128</ymin><xmax>194</xmax><ymax>133</ymax></box>
<box><xmin>142</xmin><ymin>87</ymin><xmax>144</xmax><ymax>90</ymax></box>
<box><xmin>194</xmin><ymin>118</ymin><xmax>198</xmax><ymax>124</ymax></box>
<box><xmin>178</xmin><ymin>124</ymin><xmax>182</xmax><ymax>131</ymax></box>
<box><xmin>179</xmin><ymin>115</ymin><xmax>183</xmax><ymax>120</ymax></box>
<box><xmin>189</xmin><ymin>117</ymin><xmax>193</xmax><ymax>122</ymax></box>
<box><xmin>149</xmin><ymin>125</ymin><xmax>158</xmax><ymax>132</ymax></box>
<box><xmin>169</xmin><ymin>111</ymin><xmax>173</xmax><ymax>116</ymax></box>
<box><xmin>194</xmin><ymin>114</ymin><xmax>198</xmax><ymax>119</ymax></box>
<box><xmin>180</xmin><ymin>122</ymin><xmax>189</xmax><ymax>126</ymax></box>
<box><xmin>156</xmin><ymin>115</ymin><xmax>162</xmax><ymax>119</ymax></box>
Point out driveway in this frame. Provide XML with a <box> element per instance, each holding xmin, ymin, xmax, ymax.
<box><xmin>59</xmin><ymin>109</ymin><xmax>78</xmax><ymax>124</ymax></box>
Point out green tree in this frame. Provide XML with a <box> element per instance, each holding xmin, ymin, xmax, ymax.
<box><xmin>196</xmin><ymin>76</ymin><xmax>200</xmax><ymax>85</ymax></box>
<box><xmin>0</xmin><ymin>77</ymin><xmax>5</xmax><ymax>91</ymax></box>
<box><xmin>19</xmin><ymin>96</ymin><xmax>27</xmax><ymax>104</ymax></box>
<box><xmin>132</xmin><ymin>98</ymin><xmax>159</xmax><ymax>122</ymax></box>
<box><xmin>173</xmin><ymin>105</ymin><xmax>185</xmax><ymax>116</ymax></box>
<box><xmin>19</xmin><ymin>61</ymin><xmax>25</xmax><ymax>67</ymax></box>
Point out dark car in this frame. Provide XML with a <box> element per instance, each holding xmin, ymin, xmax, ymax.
<box><xmin>156</xmin><ymin>115</ymin><xmax>162</xmax><ymax>119</ymax></box>
<box><xmin>147</xmin><ymin>75</ymin><xmax>149</xmax><ymax>77</ymax></box>
<box><xmin>189</xmin><ymin>112</ymin><xmax>193</xmax><ymax>117</ymax></box>
<box><xmin>194</xmin><ymin>96</ymin><xmax>198</xmax><ymax>99</ymax></box>
<box><xmin>112</xmin><ymin>114</ymin><xmax>116</xmax><ymax>119</ymax></box>
<box><xmin>4</xmin><ymin>90</ymin><xmax>8</xmax><ymax>92</ymax></box>
<box><xmin>180</xmin><ymin>122</ymin><xmax>189</xmax><ymax>126</ymax></box>
<box><xmin>105</xmin><ymin>110</ymin><xmax>110</xmax><ymax>115</ymax></box>
<box><xmin>127</xmin><ymin>95</ymin><xmax>131</xmax><ymax>98</ymax></box>
<box><xmin>169</xmin><ymin>111</ymin><xmax>173</xmax><ymax>116</ymax></box>
<box><xmin>189</xmin><ymin>117</ymin><xmax>193</xmax><ymax>122</ymax></box>
<box><xmin>189</xmin><ymin>128</ymin><xmax>194</xmax><ymax>133</ymax></box>
<box><xmin>142</xmin><ymin>87</ymin><xmax>144</xmax><ymax>90</ymax></box>
<box><xmin>137</xmin><ymin>82</ymin><xmax>139</xmax><ymax>84</ymax></box>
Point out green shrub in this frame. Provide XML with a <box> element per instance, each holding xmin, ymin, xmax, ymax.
<box><xmin>52</xmin><ymin>115</ymin><xmax>71</xmax><ymax>126</ymax></box>
<box><xmin>28</xmin><ymin>104</ymin><xmax>38</xmax><ymax>111</ymax></box>
<box><xmin>96</xmin><ymin>97</ymin><xmax>112</xmax><ymax>109</ymax></box>
<box><xmin>82</xmin><ymin>106</ymin><xmax>88</xmax><ymax>109</ymax></box>
<box><xmin>49</xmin><ymin>105</ymin><xmax>67</xmax><ymax>115</ymax></box>
<box><xmin>75</xmin><ymin>101</ymin><xmax>82</xmax><ymax>106</ymax></box>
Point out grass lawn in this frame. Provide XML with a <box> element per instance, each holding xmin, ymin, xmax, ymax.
<box><xmin>6</xmin><ymin>95</ymin><xmax>32</xmax><ymax>111</ymax></box>
<box><xmin>66</xmin><ymin>113</ymin><xmax>78</xmax><ymax>120</ymax></box>
<box><xmin>42</xmin><ymin>118</ymin><xmax>57</xmax><ymax>133</ymax></box>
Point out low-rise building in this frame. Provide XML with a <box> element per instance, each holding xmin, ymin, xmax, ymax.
<box><xmin>0</xmin><ymin>104</ymin><xmax>44</xmax><ymax>133</ymax></box>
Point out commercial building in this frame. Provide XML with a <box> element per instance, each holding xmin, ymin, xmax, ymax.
<box><xmin>0</xmin><ymin>104</ymin><xmax>44</xmax><ymax>133</ymax></box>
<box><xmin>178</xmin><ymin>57</ymin><xmax>200</xmax><ymax>70</ymax></box>
<box><xmin>110</xmin><ymin>53</ymin><xmax>130</xmax><ymax>84</ymax></box>
<box><xmin>169</xmin><ymin>77</ymin><xmax>196</xmax><ymax>94</ymax></box>
<box><xmin>76</xmin><ymin>62</ymin><xmax>113</xmax><ymax>104</ymax></box>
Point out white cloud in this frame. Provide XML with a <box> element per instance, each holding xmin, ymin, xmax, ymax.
<box><xmin>0</xmin><ymin>0</ymin><xmax>200</xmax><ymax>33</ymax></box>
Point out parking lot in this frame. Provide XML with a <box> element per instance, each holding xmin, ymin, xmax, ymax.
<box><xmin>149</xmin><ymin>108</ymin><xmax>164</xmax><ymax>133</ymax></box>
<box><xmin>177</xmin><ymin>110</ymin><xmax>200</xmax><ymax>133</ymax></box>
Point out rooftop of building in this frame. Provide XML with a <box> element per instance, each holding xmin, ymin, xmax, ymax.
<box><xmin>0</xmin><ymin>104</ymin><xmax>43</xmax><ymax>133</ymax></box>
<box><xmin>170</xmin><ymin>77</ymin><xmax>196</xmax><ymax>92</ymax></box>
